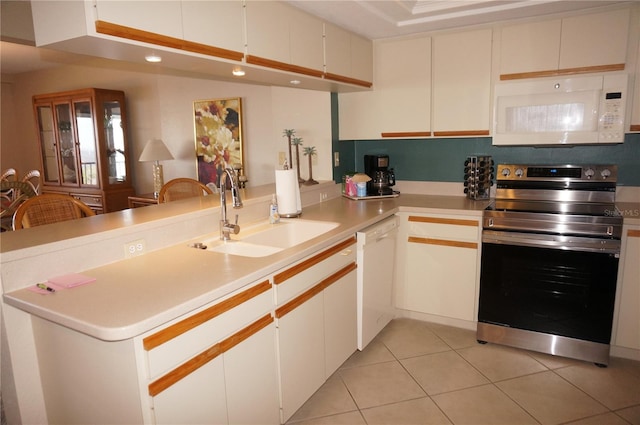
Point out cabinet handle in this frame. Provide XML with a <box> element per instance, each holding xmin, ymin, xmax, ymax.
<box><xmin>273</xmin><ymin>237</ymin><xmax>356</xmax><ymax>285</ymax></box>
<box><xmin>148</xmin><ymin>314</ymin><xmax>273</xmax><ymax>397</ymax></box>
<box><xmin>628</xmin><ymin>229</ymin><xmax>640</xmax><ymax>238</ymax></box>
<box><xmin>408</xmin><ymin>236</ymin><xmax>477</xmax><ymax>250</ymax></box>
<box><xmin>143</xmin><ymin>280</ymin><xmax>271</xmax><ymax>351</ymax></box>
<box><xmin>408</xmin><ymin>216</ymin><xmax>478</xmax><ymax>227</ymax></box>
<box><xmin>275</xmin><ymin>262</ymin><xmax>357</xmax><ymax>319</ymax></box>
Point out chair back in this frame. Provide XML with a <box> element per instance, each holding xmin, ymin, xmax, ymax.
<box><xmin>13</xmin><ymin>193</ymin><xmax>96</xmax><ymax>230</ymax></box>
<box><xmin>1</xmin><ymin>168</ymin><xmax>17</xmax><ymax>182</ymax></box>
<box><xmin>1</xmin><ymin>181</ymin><xmax>37</xmax><ymax>231</ymax></box>
<box><xmin>158</xmin><ymin>178</ymin><xmax>213</xmax><ymax>203</ymax></box>
<box><xmin>22</xmin><ymin>169</ymin><xmax>41</xmax><ymax>195</ymax></box>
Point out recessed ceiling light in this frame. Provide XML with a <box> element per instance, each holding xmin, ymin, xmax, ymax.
<box><xmin>290</xmin><ymin>79</ymin><xmax>301</xmax><ymax>85</ymax></box>
<box><xmin>145</xmin><ymin>54</ymin><xmax>162</xmax><ymax>63</ymax></box>
<box><xmin>232</xmin><ymin>68</ymin><xmax>245</xmax><ymax>77</ymax></box>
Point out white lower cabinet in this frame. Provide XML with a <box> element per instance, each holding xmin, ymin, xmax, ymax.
<box><xmin>395</xmin><ymin>212</ymin><xmax>481</xmax><ymax>323</ymax></box>
<box><xmin>274</xmin><ymin>237</ymin><xmax>358</xmax><ymax>422</ymax></box>
<box><xmin>614</xmin><ymin>225</ymin><xmax>640</xmax><ymax>352</ymax></box>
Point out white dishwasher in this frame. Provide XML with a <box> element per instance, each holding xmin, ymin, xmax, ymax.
<box><xmin>357</xmin><ymin>215</ymin><xmax>399</xmax><ymax>350</ymax></box>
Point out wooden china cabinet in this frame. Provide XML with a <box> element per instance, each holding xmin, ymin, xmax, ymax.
<box><xmin>33</xmin><ymin>88</ymin><xmax>135</xmax><ymax>213</ymax></box>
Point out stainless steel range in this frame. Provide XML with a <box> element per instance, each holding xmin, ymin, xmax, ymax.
<box><xmin>477</xmin><ymin>164</ymin><xmax>622</xmax><ymax>366</ymax></box>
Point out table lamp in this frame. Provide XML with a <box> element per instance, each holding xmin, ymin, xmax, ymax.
<box><xmin>139</xmin><ymin>139</ymin><xmax>174</xmax><ymax>198</ymax></box>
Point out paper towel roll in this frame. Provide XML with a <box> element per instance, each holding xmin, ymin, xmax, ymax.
<box><xmin>275</xmin><ymin>169</ymin><xmax>301</xmax><ymax>217</ymax></box>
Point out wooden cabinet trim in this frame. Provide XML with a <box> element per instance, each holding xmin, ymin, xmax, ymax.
<box><xmin>630</xmin><ymin>125</ymin><xmax>640</xmax><ymax>132</ymax></box>
<box><xmin>246</xmin><ymin>55</ymin><xmax>324</xmax><ymax>78</ymax></box>
<box><xmin>432</xmin><ymin>130</ymin><xmax>490</xmax><ymax>137</ymax></box>
<box><xmin>148</xmin><ymin>314</ymin><xmax>273</xmax><ymax>397</ymax></box>
<box><xmin>275</xmin><ymin>262</ymin><xmax>357</xmax><ymax>319</ymax></box>
<box><xmin>273</xmin><ymin>237</ymin><xmax>356</xmax><ymax>285</ymax></box>
<box><xmin>143</xmin><ymin>280</ymin><xmax>271</xmax><ymax>351</ymax></box>
<box><xmin>408</xmin><ymin>216</ymin><xmax>478</xmax><ymax>227</ymax></box>
<box><xmin>408</xmin><ymin>236</ymin><xmax>477</xmax><ymax>250</ymax></box>
<box><xmin>323</xmin><ymin>72</ymin><xmax>373</xmax><ymax>88</ymax></box>
<box><xmin>500</xmin><ymin>63</ymin><xmax>625</xmax><ymax>81</ymax></box>
<box><xmin>628</xmin><ymin>229</ymin><xmax>640</xmax><ymax>238</ymax></box>
<box><xmin>381</xmin><ymin>131</ymin><xmax>431</xmax><ymax>138</ymax></box>
<box><xmin>95</xmin><ymin>20</ymin><xmax>244</xmax><ymax>62</ymax></box>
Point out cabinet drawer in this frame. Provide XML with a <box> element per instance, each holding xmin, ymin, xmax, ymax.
<box><xmin>407</xmin><ymin>215</ymin><xmax>479</xmax><ymax>242</ymax></box>
<box><xmin>273</xmin><ymin>237</ymin><xmax>356</xmax><ymax>305</ymax></box>
<box><xmin>143</xmin><ymin>280</ymin><xmax>272</xmax><ymax>379</ymax></box>
<box><xmin>71</xmin><ymin>193</ymin><xmax>103</xmax><ymax>207</ymax></box>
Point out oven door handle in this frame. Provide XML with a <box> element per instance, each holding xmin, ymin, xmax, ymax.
<box><xmin>482</xmin><ymin>230</ymin><xmax>620</xmax><ymax>255</ymax></box>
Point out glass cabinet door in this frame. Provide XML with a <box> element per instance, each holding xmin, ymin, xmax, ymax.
<box><xmin>36</xmin><ymin>105</ymin><xmax>59</xmax><ymax>184</ymax></box>
<box><xmin>103</xmin><ymin>100</ymin><xmax>127</xmax><ymax>184</ymax></box>
<box><xmin>54</xmin><ymin>103</ymin><xmax>78</xmax><ymax>185</ymax></box>
<box><xmin>74</xmin><ymin>100</ymin><xmax>98</xmax><ymax>186</ymax></box>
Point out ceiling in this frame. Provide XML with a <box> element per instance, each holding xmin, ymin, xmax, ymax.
<box><xmin>288</xmin><ymin>0</ymin><xmax>631</xmax><ymax>39</ymax></box>
<box><xmin>0</xmin><ymin>0</ymin><xmax>632</xmax><ymax>79</ymax></box>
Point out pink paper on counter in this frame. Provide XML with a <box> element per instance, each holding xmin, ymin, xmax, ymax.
<box><xmin>47</xmin><ymin>273</ymin><xmax>96</xmax><ymax>288</ymax></box>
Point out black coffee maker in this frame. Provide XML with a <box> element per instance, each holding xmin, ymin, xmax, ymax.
<box><xmin>364</xmin><ymin>154</ymin><xmax>395</xmax><ymax>196</ymax></box>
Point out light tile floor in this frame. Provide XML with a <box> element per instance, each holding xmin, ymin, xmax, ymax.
<box><xmin>286</xmin><ymin>318</ymin><xmax>640</xmax><ymax>425</ymax></box>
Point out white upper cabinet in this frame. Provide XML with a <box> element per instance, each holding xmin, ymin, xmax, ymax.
<box><xmin>559</xmin><ymin>8</ymin><xmax>630</xmax><ymax>70</ymax></box>
<box><xmin>94</xmin><ymin>0</ymin><xmax>183</xmax><ymax>38</ymax></box>
<box><xmin>325</xmin><ymin>23</ymin><xmax>373</xmax><ymax>84</ymax></box>
<box><xmin>245</xmin><ymin>1</ymin><xmax>324</xmax><ymax>73</ymax></box>
<box><xmin>338</xmin><ymin>36</ymin><xmax>431</xmax><ymax>140</ymax></box>
<box><xmin>432</xmin><ymin>28</ymin><xmax>492</xmax><ymax>135</ymax></box>
<box><xmin>632</xmin><ymin>32</ymin><xmax>640</xmax><ymax>131</ymax></box>
<box><xmin>500</xmin><ymin>8</ymin><xmax>630</xmax><ymax>77</ymax></box>
<box><xmin>181</xmin><ymin>1</ymin><xmax>244</xmax><ymax>53</ymax></box>
<box><xmin>500</xmin><ymin>19</ymin><xmax>561</xmax><ymax>75</ymax></box>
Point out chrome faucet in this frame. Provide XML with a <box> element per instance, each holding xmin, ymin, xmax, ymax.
<box><xmin>219</xmin><ymin>167</ymin><xmax>243</xmax><ymax>240</ymax></box>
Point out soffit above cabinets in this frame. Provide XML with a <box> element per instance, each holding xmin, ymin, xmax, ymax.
<box><xmin>287</xmin><ymin>0</ymin><xmax>633</xmax><ymax>39</ymax></box>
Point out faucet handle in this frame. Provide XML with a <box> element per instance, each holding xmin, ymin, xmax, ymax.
<box><xmin>227</xmin><ymin>214</ymin><xmax>241</xmax><ymax>235</ymax></box>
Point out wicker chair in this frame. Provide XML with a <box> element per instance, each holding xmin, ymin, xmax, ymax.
<box><xmin>12</xmin><ymin>193</ymin><xmax>96</xmax><ymax>230</ymax></box>
<box><xmin>158</xmin><ymin>178</ymin><xmax>214</xmax><ymax>203</ymax></box>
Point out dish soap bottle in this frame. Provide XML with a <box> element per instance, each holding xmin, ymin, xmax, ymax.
<box><xmin>269</xmin><ymin>194</ymin><xmax>280</xmax><ymax>224</ymax></box>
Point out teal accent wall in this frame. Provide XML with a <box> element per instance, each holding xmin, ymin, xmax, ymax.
<box><xmin>331</xmin><ymin>94</ymin><xmax>640</xmax><ymax>186</ymax></box>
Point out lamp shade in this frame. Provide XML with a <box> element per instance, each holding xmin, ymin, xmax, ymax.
<box><xmin>139</xmin><ymin>139</ymin><xmax>174</xmax><ymax>162</ymax></box>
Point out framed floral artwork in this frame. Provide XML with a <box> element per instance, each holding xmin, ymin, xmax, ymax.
<box><xmin>193</xmin><ymin>97</ymin><xmax>243</xmax><ymax>189</ymax></box>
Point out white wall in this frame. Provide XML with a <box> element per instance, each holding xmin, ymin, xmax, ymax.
<box><xmin>1</xmin><ymin>63</ymin><xmax>333</xmax><ymax>194</ymax></box>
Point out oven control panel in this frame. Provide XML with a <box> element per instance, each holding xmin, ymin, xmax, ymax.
<box><xmin>496</xmin><ymin>164</ymin><xmax>617</xmax><ymax>182</ymax></box>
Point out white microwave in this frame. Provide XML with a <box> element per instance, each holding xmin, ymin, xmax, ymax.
<box><xmin>493</xmin><ymin>73</ymin><xmax>628</xmax><ymax>146</ymax></box>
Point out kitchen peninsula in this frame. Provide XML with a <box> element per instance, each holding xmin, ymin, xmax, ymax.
<box><xmin>2</xmin><ymin>182</ymin><xmax>638</xmax><ymax>424</ymax></box>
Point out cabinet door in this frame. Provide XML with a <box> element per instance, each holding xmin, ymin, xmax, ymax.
<box><xmin>53</xmin><ymin>102</ymin><xmax>79</xmax><ymax>186</ymax></box>
<box><xmin>633</xmin><ymin>36</ymin><xmax>640</xmax><ymax>131</ymax></box>
<box><xmin>277</xmin><ymin>293</ymin><xmax>325</xmax><ymax>423</ymax></box>
<box><xmin>324</xmin><ymin>268</ymin><xmax>357</xmax><ymax>376</ymax></box>
<box><xmin>225</xmin><ymin>321</ymin><xmax>280</xmax><ymax>425</ymax></box>
<box><xmin>102</xmin><ymin>97</ymin><xmax>128</xmax><ymax>185</ymax></box>
<box><xmin>339</xmin><ymin>36</ymin><xmax>431</xmax><ymax>140</ymax></box>
<box><xmin>245</xmin><ymin>1</ymin><xmax>291</xmax><ymax>64</ymax></box>
<box><xmin>432</xmin><ymin>29</ymin><xmax>492</xmax><ymax>135</ymax></box>
<box><xmin>350</xmin><ymin>33</ymin><xmax>374</xmax><ymax>83</ymax></box>
<box><xmin>290</xmin><ymin>7</ymin><xmax>324</xmax><ymax>71</ymax></box>
<box><xmin>403</xmin><ymin>240</ymin><xmax>478</xmax><ymax>321</ymax></box>
<box><xmin>325</xmin><ymin>23</ymin><xmax>351</xmax><ymax>77</ymax></box>
<box><xmin>559</xmin><ymin>8</ymin><xmax>630</xmax><ymax>70</ymax></box>
<box><xmin>35</xmin><ymin>104</ymin><xmax>60</xmax><ymax>184</ymax></box>
<box><xmin>153</xmin><ymin>356</ymin><xmax>228</xmax><ymax>425</ymax></box>
<box><xmin>73</xmin><ymin>99</ymin><xmax>99</xmax><ymax>187</ymax></box>
<box><xmin>615</xmin><ymin>227</ymin><xmax>640</xmax><ymax>350</ymax></box>
<box><xmin>94</xmin><ymin>0</ymin><xmax>183</xmax><ymax>38</ymax></box>
<box><xmin>500</xmin><ymin>20</ymin><xmax>561</xmax><ymax>75</ymax></box>
<box><xmin>181</xmin><ymin>1</ymin><xmax>244</xmax><ymax>53</ymax></box>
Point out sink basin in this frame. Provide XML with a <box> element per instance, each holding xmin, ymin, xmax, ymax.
<box><xmin>197</xmin><ymin>219</ymin><xmax>340</xmax><ymax>257</ymax></box>
<box><xmin>208</xmin><ymin>241</ymin><xmax>284</xmax><ymax>257</ymax></box>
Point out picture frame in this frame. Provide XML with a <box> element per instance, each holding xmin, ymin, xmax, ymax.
<box><xmin>193</xmin><ymin>97</ymin><xmax>243</xmax><ymax>189</ymax></box>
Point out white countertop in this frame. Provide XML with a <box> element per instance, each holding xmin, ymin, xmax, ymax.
<box><xmin>4</xmin><ymin>192</ymin><xmax>637</xmax><ymax>342</ymax></box>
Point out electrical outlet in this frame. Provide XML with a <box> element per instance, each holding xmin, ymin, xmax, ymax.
<box><xmin>278</xmin><ymin>152</ymin><xmax>286</xmax><ymax>166</ymax></box>
<box><xmin>124</xmin><ymin>239</ymin><xmax>146</xmax><ymax>258</ymax></box>
<box><xmin>320</xmin><ymin>192</ymin><xmax>328</xmax><ymax>202</ymax></box>
<box><xmin>334</xmin><ymin>152</ymin><xmax>340</xmax><ymax>167</ymax></box>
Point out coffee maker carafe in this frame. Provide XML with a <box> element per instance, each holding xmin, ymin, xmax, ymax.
<box><xmin>364</xmin><ymin>155</ymin><xmax>395</xmax><ymax>196</ymax></box>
